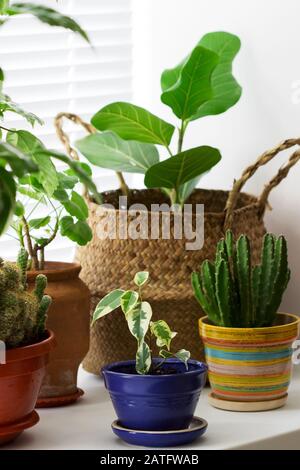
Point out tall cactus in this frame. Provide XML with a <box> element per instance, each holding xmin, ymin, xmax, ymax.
<box><xmin>192</xmin><ymin>231</ymin><xmax>290</xmax><ymax>328</ymax></box>
<box><xmin>0</xmin><ymin>250</ymin><xmax>52</xmax><ymax>348</ymax></box>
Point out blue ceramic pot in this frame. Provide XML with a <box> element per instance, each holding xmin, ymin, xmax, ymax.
<box><xmin>102</xmin><ymin>359</ymin><xmax>207</xmax><ymax>431</ymax></box>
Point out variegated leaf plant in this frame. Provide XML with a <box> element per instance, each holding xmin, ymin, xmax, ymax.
<box><xmin>92</xmin><ymin>272</ymin><xmax>191</xmax><ymax>374</ymax></box>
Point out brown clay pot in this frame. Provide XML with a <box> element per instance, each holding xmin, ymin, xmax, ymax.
<box><xmin>27</xmin><ymin>262</ymin><xmax>90</xmax><ymax>407</ymax></box>
<box><xmin>0</xmin><ymin>330</ymin><xmax>55</xmax><ymax>445</ymax></box>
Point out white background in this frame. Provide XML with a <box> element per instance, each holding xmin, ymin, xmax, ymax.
<box><xmin>132</xmin><ymin>0</ymin><xmax>300</xmax><ymax>313</ymax></box>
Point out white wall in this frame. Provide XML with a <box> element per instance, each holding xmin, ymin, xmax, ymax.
<box><xmin>132</xmin><ymin>0</ymin><xmax>300</xmax><ymax>313</ymax></box>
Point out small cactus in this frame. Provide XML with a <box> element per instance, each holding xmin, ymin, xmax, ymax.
<box><xmin>192</xmin><ymin>231</ymin><xmax>290</xmax><ymax>328</ymax></box>
<box><xmin>0</xmin><ymin>250</ymin><xmax>52</xmax><ymax>348</ymax></box>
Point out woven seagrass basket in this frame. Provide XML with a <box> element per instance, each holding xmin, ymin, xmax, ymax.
<box><xmin>55</xmin><ymin>113</ymin><xmax>300</xmax><ymax>374</ymax></box>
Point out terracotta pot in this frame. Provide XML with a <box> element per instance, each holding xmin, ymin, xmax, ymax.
<box><xmin>27</xmin><ymin>262</ymin><xmax>90</xmax><ymax>407</ymax></box>
<box><xmin>0</xmin><ymin>330</ymin><xmax>55</xmax><ymax>445</ymax></box>
<box><xmin>199</xmin><ymin>313</ymin><xmax>300</xmax><ymax>412</ymax></box>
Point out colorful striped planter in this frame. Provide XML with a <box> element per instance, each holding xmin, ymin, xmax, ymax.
<box><xmin>199</xmin><ymin>313</ymin><xmax>299</xmax><ymax>411</ymax></box>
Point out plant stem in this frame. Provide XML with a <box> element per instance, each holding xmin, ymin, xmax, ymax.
<box><xmin>22</xmin><ymin>215</ymin><xmax>39</xmax><ymax>270</ymax></box>
<box><xmin>116</xmin><ymin>172</ymin><xmax>129</xmax><ymax>197</ymax></box>
<box><xmin>177</xmin><ymin>120</ymin><xmax>187</xmax><ymax>154</ymax></box>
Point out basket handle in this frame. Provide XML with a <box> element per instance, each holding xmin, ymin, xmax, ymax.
<box><xmin>54</xmin><ymin>112</ymin><xmax>129</xmax><ymax>196</ymax></box>
<box><xmin>224</xmin><ymin>138</ymin><xmax>300</xmax><ymax>231</ymax></box>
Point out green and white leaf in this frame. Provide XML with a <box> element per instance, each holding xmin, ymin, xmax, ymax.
<box><xmin>136</xmin><ymin>341</ymin><xmax>151</xmax><ymax>375</ymax></box>
<box><xmin>175</xmin><ymin>349</ymin><xmax>191</xmax><ymax>370</ymax></box>
<box><xmin>134</xmin><ymin>271</ymin><xmax>149</xmax><ymax>287</ymax></box>
<box><xmin>121</xmin><ymin>290</ymin><xmax>139</xmax><ymax>315</ymax></box>
<box><xmin>126</xmin><ymin>301</ymin><xmax>152</xmax><ymax>344</ymax></box>
<box><xmin>91</xmin><ymin>102</ymin><xmax>175</xmax><ymax>146</ymax></box>
<box><xmin>76</xmin><ymin>132</ymin><xmax>159</xmax><ymax>174</ymax></box>
<box><xmin>92</xmin><ymin>289</ymin><xmax>125</xmax><ymax>324</ymax></box>
<box><xmin>144</xmin><ymin>146</ymin><xmax>221</xmax><ymax>190</ymax></box>
<box><xmin>6</xmin><ymin>3</ymin><xmax>90</xmax><ymax>42</ymax></box>
<box><xmin>150</xmin><ymin>320</ymin><xmax>177</xmax><ymax>350</ymax></box>
<box><xmin>159</xmin><ymin>349</ymin><xmax>174</xmax><ymax>359</ymax></box>
<box><xmin>161</xmin><ymin>46</ymin><xmax>219</xmax><ymax>120</ymax></box>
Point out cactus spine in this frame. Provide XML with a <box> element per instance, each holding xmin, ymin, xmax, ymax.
<box><xmin>0</xmin><ymin>249</ymin><xmax>52</xmax><ymax>348</ymax></box>
<box><xmin>192</xmin><ymin>231</ymin><xmax>290</xmax><ymax>328</ymax></box>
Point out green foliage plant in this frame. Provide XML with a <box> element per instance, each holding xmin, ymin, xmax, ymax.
<box><xmin>92</xmin><ymin>271</ymin><xmax>191</xmax><ymax>374</ymax></box>
<box><xmin>192</xmin><ymin>231</ymin><xmax>290</xmax><ymax>328</ymax></box>
<box><xmin>0</xmin><ymin>0</ymin><xmax>91</xmax><ymax>235</ymax></box>
<box><xmin>0</xmin><ymin>247</ymin><xmax>51</xmax><ymax>348</ymax></box>
<box><xmin>76</xmin><ymin>31</ymin><xmax>241</xmax><ymax>206</ymax></box>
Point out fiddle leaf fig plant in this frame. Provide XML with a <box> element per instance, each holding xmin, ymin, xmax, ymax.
<box><xmin>92</xmin><ymin>272</ymin><xmax>191</xmax><ymax>374</ymax></box>
<box><xmin>76</xmin><ymin>31</ymin><xmax>241</xmax><ymax>206</ymax></box>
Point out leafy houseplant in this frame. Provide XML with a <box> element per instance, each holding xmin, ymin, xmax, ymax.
<box><xmin>195</xmin><ymin>231</ymin><xmax>299</xmax><ymax>412</ymax></box>
<box><xmin>95</xmin><ymin>272</ymin><xmax>207</xmax><ymax>432</ymax></box>
<box><xmin>76</xmin><ymin>31</ymin><xmax>241</xmax><ymax>206</ymax></box>
<box><xmin>0</xmin><ymin>6</ymin><xmax>96</xmax><ymax>406</ymax></box>
<box><xmin>93</xmin><ymin>271</ymin><xmax>191</xmax><ymax>374</ymax></box>
<box><xmin>0</xmin><ymin>0</ymin><xmax>90</xmax><ymax>234</ymax></box>
<box><xmin>0</xmin><ymin>249</ymin><xmax>54</xmax><ymax>445</ymax></box>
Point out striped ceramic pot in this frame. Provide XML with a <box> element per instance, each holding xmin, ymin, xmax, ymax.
<box><xmin>199</xmin><ymin>313</ymin><xmax>299</xmax><ymax>411</ymax></box>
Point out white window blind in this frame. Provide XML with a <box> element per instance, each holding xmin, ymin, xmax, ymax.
<box><xmin>0</xmin><ymin>0</ymin><xmax>133</xmax><ymax>261</ymax></box>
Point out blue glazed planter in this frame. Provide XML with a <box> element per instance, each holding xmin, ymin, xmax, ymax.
<box><xmin>102</xmin><ymin>359</ymin><xmax>207</xmax><ymax>431</ymax></box>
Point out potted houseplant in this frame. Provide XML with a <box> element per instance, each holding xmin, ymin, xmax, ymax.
<box><xmin>193</xmin><ymin>230</ymin><xmax>300</xmax><ymax>412</ymax></box>
<box><xmin>55</xmin><ymin>30</ymin><xmax>252</xmax><ymax>373</ymax></box>
<box><xmin>93</xmin><ymin>272</ymin><xmax>208</xmax><ymax>447</ymax></box>
<box><xmin>0</xmin><ymin>248</ymin><xmax>54</xmax><ymax>445</ymax></box>
<box><xmin>5</xmin><ymin>129</ymin><xmax>100</xmax><ymax>407</ymax></box>
<box><xmin>0</xmin><ymin>5</ymin><xmax>98</xmax><ymax>407</ymax></box>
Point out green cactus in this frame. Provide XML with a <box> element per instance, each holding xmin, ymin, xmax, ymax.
<box><xmin>192</xmin><ymin>231</ymin><xmax>290</xmax><ymax>328</ymax></box>
<box><xmin>0</xmin><ymin>251</ymin><xmax>52</xmax><ymax>348</ymax></box>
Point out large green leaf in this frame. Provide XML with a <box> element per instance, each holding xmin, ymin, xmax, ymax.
<box><xmin>29</xmin><ymin>216</ymin><xmax>51</xmax><ymax>230</ymax></box>
<box><xmin>39</xmin><ymin>149</ymin><xmax>102</xmax><ymax>204</ymax></box>
<box><xmin>7</xmin><ymin>130</ymin><xmax>58</xmax><ymax>196</ymax></box>
<box><xmin>60</xmin><ymin>216</ymin><xmax>92</xmax><ymax>246</ymax></box>
<box><xmin>126</xmin><ymin>301</ymin><xmax>152</xmax><ymax>344</ymax></box>
<box><xmin>7</xmin><ymin>3</ymin><xmax>89</xmax><ymax>42</ymax></box>
<box><xmin>161</xmin><ymin>46</ymin><xmax>219</xmax><ymax>120</ymax></box>
<box><xmin>92</xmin><ymin>289</ymin><xmax>125</xmax><ymax>324</ymax></box>
<box><xmin>91</xmin><ymin>102</ymin><xmax>175</xmax><ymax>146</ymax></box>
<box><xmin>0</xmin><ymin>141</ymin><xmax>38</xmax><ymax>176</ymax></box>
<box><xmin>161</xmin><ymin>32</ymin><xmax>241</xmax><ymax>120</ymax></box>
<box><xmin>0</xmin><ymin>167</ymin><xmax>16</xmax><ymax>234</ymax></box>
<box><xmin>76</xmin><ymin>131</ymin><xmax>159</xmax><ymax>174</ymax></box>
<box><xmin>0</xmin><ymin>93</ymin><xmax>43</xmax><ymax>126</ymax></box>
<box><xmin>150</xmin><ymin>320</ymin><xmax>177</xmax><ymax>351</ymax></box>
<box><xmin>62</xmin><ymin>191</ymin><xmax>89</xmax><ymax>221</ymax></box>
<box><xmin>144</xmin><ymin>146</ymin><xmax>221</xmax><ymax>190</ymax></box>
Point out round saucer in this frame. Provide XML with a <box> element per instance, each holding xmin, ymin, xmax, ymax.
<box><xmin>208</xmin><ymin>392</ymin><xmax>288</xmax><ymax>412</ymax></box>
<box><xmin>36</xmin><ymin>388</ymin><xmax>84</xmax><ymax>408</ymax></box>
<box><xmin>111</xmin><ymin>416</ymin><xmax>208</xmax><ymax>447</ymax></box>
<box><xmin>0</xmin><ymin>411</ymin><xmax>40</xmax><ymax>446</ymax></box>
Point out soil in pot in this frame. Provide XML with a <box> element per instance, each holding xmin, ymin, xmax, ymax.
<box><xmin>0</xmin><ymin>330</ymin><xmax>54</xmax><ymax>444</ymax></box>
<box><xmin>26</xmin><ymin>262</ymin><xmax>90</xmax><ymax>407</ymax></box>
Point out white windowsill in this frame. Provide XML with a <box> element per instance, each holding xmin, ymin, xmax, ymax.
<box><xmin>4</xmin><ymin>366</ymin><xmax>300</xmax><ymax>450</ymax></box>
